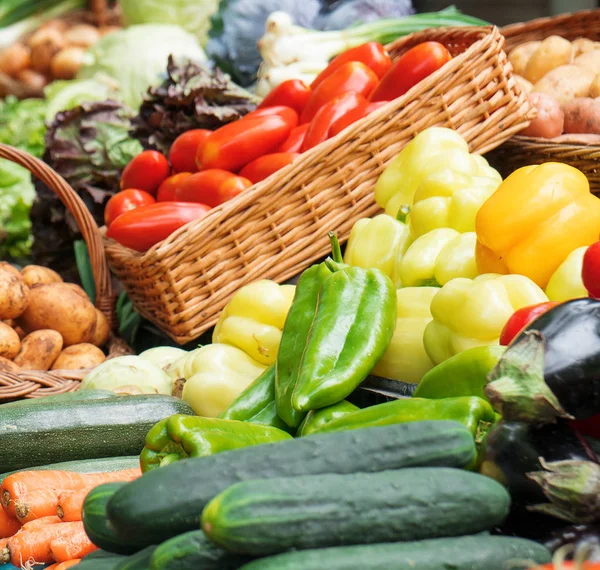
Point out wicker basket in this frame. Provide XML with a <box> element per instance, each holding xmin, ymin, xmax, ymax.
<box><xmin>103</xmin><ymin>25</ymin><xmax>532</xmax><ymax>344</ymax></box>
<box><xmin>487</xmin><ymin>10</ymin><xmax>600</xmax><ymax>193</ymax></box>
<box><xmin>0</xmin><ymin>143</ymin><xmax>131</xmax><ymax>403</ymax></box>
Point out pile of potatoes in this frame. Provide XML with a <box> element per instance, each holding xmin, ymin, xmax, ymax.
<box><xmin>509</xmin><ymin>36</ymin><xmax>600</xmax><ymax>140</ymax></box>
<box><xmin>0</xmin><ymin>262</ymin><xmax>109</xmax><ymax>374</ymax></box>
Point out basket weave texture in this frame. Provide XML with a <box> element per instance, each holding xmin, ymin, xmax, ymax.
<box><xmin>487</xmin><ymin>10</ymin><xmax>600</xmax><ymax>193</ymax></box>
<box><xmin>0</xmin><ymin>144</ymin><xmax>131</xmax><ymax>403</ymax></box>
<box><xmin>103</xmin><ymin>25</ymin><xmax>532</xmax><ymax>344</ymax></box>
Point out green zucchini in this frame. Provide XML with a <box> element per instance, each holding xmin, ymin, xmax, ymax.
<box><xmin>201</xmin><ymin>467</ymin><xmax>510</xmax><ymax>555</ymax></box>
<box><xmin>150</xmin><ymin>530</ymin><xmax>251</xmax><ymax>570</ymax></box>
<box><xmin>0</xmin><ymin>395</ymin><xmax>194</xmax><ymax>471</ymax></box>
<box><xmin>76</xmin><ymin>552</ymin><xmax>127</xmax><ymax>570</ymax></box>
<box><xmin>107</xmin><ymin>421</ymin><xmax>475</xmax><ymax>547</ymax></box>
<box><xmin>114</xmin><ymin>546</ymin><xmax>157</xmax><ymax>570</ymax></box>
<box><xmin>237</xmin><ymin>535</ymin><xmax>551</xmax><ymax>570</ymax></box>
<box><xmin>0</xmin><ymin>456</ymin><xmax>140</xmax><ymax>485</ymax></box>
<box><xmin>3</xmin><ymin>389</ymin><xmax>116</xmax><ymax>407</ymax></box>
<box><xmin>83</xmin><ymin>483</ymin><xmax>153</xmax><ymax>555</ymax></box>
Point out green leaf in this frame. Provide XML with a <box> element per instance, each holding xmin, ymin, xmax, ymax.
<box><xmin>73</xmin><ymin>240</ymin><xmax>96</xmax><ymax>303</ymax></box>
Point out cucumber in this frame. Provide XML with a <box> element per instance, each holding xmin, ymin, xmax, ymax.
<box><xmin>201</xmin><ymin>467</ymin><xmax>510</xmax><ymax>555</ymax></box>
<box><xmin>83</xmin><ymin>483</ymin><xmax>150</xmax><ymax>555</ymax></box>
<box><xmin>237</xmin><ymin>535</ymin><xmax>551</xmax><ymax>570</ymax></box>
<box><xmin>107</xmin><ymin>421</ymin><xmax>475</xmax><ymax>547</ymax></box>
<box><xmin>0</xmin><ymin>395</ymin><xmax>194</xmax><ymax>471</ymax></box>
<box><xmin>3</xmin><ymin>389</ymin><xmax>116</xmax><ymax>407</ymax></box>
<box><xmin>114</xmin><ymin>546</ymin><xmax>157</xmax><ymax>570</ymax></box>
<box><xmin>77</xmin><ymin>553</ymin><xmax>127</xmax><ymax>570</ymax></box>
<box><xmin>0</xmin><ymin>456</ymin><xmax>140</xmax><ymax>485</ymax></box>
<box><xmin>150</xmin><ymin>530</ymin><xmax>251</xmax><ymax>570</ymax></box>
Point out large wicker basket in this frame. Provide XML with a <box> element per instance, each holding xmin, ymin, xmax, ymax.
<box><xmin>0</xmin><ymin>144</ymin><xmax>130</xmax><ymax>403</ymax></box>
<box><xmin>103</xmin><ymin>25</ymin><xmax>532</xmax><ymax>344</ymax></box>
<box><xmin>487</xmin><ymin>9</ymin><xmax>600</xmax><ymax>193</ymax></box>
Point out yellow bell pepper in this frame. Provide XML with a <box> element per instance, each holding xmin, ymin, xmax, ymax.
<box><xmin>180</xmin><ymin>344</ymin><xmax>267</xmax><ymax>417</ymax></box>
<box><xmin>343</xmin><ymin>211</ymin><xmax>413</xmax><ymax>288</ymax></box>
<box><xmin>476</xmin><ymin>163</ymin><xmax>600</xmax><ymax>288</ymax></box>
<box><xmin>398</xmin><ymin>229</ymin><xmax>479</xmax><ymax>287</ymax></box>
<box><xmin>545</xmin><ymin>246</ymin><xmax>588</xmax><ymax>302</ymax></box>
<box><xmin>423</xmin><ymin>274</ymin><xmax>548</xmax><ymax>365</ymax></box>
<box><xmin>372</xmin><ymin>287</ymin><xmax>438</xmax><ymax>383</ymax></box>
<box><xmin>213</xmin><ymin>280</ymin><xmax>296</xmax><ymax>365</ymax></box>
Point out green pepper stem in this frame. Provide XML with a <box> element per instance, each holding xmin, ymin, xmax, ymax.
<box><xmin>396</xmin><ymin>204</ymin><xmax>411</xmax><ymax>224</ymax></box>
<box><xmin>527</xmin><ymin>459</ymin><xmax>600</xmax><ymax>523</ymax></box>
<box><xmin>484</xmin><ymin>332</ymin><xmax>571</xmax><ymax>423</ymax></box>
<box><xmin>328</xmin><ymin>231</ymin><xmax>344</xmax><ymax>263</ymax></box>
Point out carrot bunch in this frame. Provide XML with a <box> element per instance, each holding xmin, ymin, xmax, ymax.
<box><xmin>0</xmin><ymin>468</ymin><xmax>140</xmax><ymax>567</ymax></box>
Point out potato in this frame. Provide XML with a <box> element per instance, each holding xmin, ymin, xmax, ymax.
<box><xmin>0</xmin><ymin>322</ymin><xmax>20</xmax><ymax>359</ymax></box>
<box><xmin>91</xmin><ymin>309</ymin><xmax>110</xmax><ymax>347</ymax></box>
<box><xmin>27</xmin><ymin>27</ymin><xmax>66</xmax><ymax>74</ymax></box>
<box><xmin>21</xmin><ymin>265</ymin><xmax>63</xmax><ymax>288</ymax></box>
<box><xmin>14</xmin><ymin>330</ymin><xmax>63</xmax><ymax>371</ymax></box>
<box><xmin>563</xmin><ymin>97</ymin><xmax>600</xmax><ymax>134</ymax></box>
<box><xmin>509</xmin><ymin>41</ymin><xmax>541</xmax><ymax>76</ymax></box>
<box><xmin>574</xmin><ymin>50</ymin><xmax>600</xmax><ymax>76</ymax></box>
<box><xmin>0</xmin><ymin>262</ymin><xmax>22</xmax><ymax>279</ymax></box>
<box><xmin>13</xmin><ymin>326</ymin><xmax>26</xmax><ymax>340</ymax></box>
<box><xmin>521</xmin><ymin>93</ymin><xmax>564</xmax><ymax>138</ymax></box>
<box><xmin>51</xmin><ymin>343</ymin><xmax>106</xmax><ymax>370</ymax></box>
<box><xmin>524</xmin><ymin>36</ymin><xmax>573</xmax><ymax>84</ymax></box>
<box><xmin>590</xmin><ymin>74</ymin><xmax>600</xmax><ymax>98</ymax></box>
<box><xmin>514</xmin><ymin>75</ymin><xmax>533</xmax><ymax>94</ymax></box>
<box><xmin>17</xmin><ymin>283</ymin><xmax>97</xmax><ymax>346</ymax></box>
<box><xmin>62</xmin><ymin>283</ymin><xmax>91</xmax><ymax>300</ymax></box>
<box><xmin>0</xmin><ymin>356</ymin><xmax>19</xmax><ymax>373</ymax></box>
<box><xmin>533</xmin><ymin>65</ymin><xmax>596</xmax><ymax>105</ymax></box>
<box><xmin>572</xmin><ymin>38</ymin><xmax>600</xmax><ymax>57</ymax></box>
<box><xmin>0</xmin><ymin>265</ymin><xmax>30</xmax><ymax>320</ymax></box>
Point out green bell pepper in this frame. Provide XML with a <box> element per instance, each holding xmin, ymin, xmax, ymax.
<box><xmin>219</xmin><ymin>366</ymin><xmax>292</xmax><ymax>432</ymax></box>
<box><xmin>413</xmin><ymin>345</ymin><xmax>506</xmax><ymax>401</ymax></box>
<box><xmin>296</xmin><ymin>400</ymin><xmax>359</xmax><ymax>437</ymax></box>
<box><xmin>139</xmin><ymin>414</ymin><xmax>292</xmax><ymax>472</ymax></box>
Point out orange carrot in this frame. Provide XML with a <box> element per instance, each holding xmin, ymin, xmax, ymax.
<box><xmin>0</xmin><ymin>506</ymin><xmax>20</xmax><ymax>538</ymax></box>
<box><xmin>21</xmin><ymin>516</ymin><xmax>62</xmax><ymax>530</ymax></box>
<box><xmin>55</xmin><ymin>559</ymin><xmax>81</xmax><ymax>570</ymax></box>
<box><xmin>2</xmin><ymin>521</ymin><xmax>81</xmax><ymax>566</ymax></box>
<box><xmin>2</xmin><ymin>469</ymin><xmax>141</xmax><ymax>520</ymax></box>
<box><xmin>50</xmin><ymin>523</ymin><xmax>98</xmax><ymax>562</ymax></box>
<box><xmin>57</xmin><ymin>488</ymin><xmax>95</xmax><ymax>522</ymax></box>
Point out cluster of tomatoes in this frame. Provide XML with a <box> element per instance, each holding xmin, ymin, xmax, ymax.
<box><xmin>105</xmin><ymin>40</ymin><xmax>453</xmax><ymax>252</ymax></box>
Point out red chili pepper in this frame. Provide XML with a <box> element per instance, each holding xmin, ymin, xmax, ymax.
<box><xmin>258</xmin><ymin>80</ymin><xmax>312</xmax><ymax>115</ymax></box>
<box><xmin>241</xmin><ymin>106</ymin><xmax>299</xmax><ymax>129</ymax></box>
<box><xmin>301</xmin><ymin>92</ymin><xmax>367</xmax><ymax>152</ymax></box>
<box><xmin>570</xmin><ymin>414</ymin><xmax>600</xmax><ymax>440</ymax></box>
<box><xmin>104</xmin><ymin>189</ymin><xmax>156</xmax><ymax>227</ymax></box>
<box><xmin>499</xmin><ymin>301</ymin><xmax>561</xmax><ymax>346</ymax></box>
<box><xmin>329</xmin><ymin>100</ymin><xmax>389</xmax><ymax>138</ymax></box>
<box><xmin>239</xmin><ymin>153</ymin><xmax>300</xmax><ymax>184</ymax></box>
<box><xmin>582</xmin><ymin>242</ymin><xmax>600</xmax><ymax>299</ymax></box>
<box><xmin>169</xmin><ymin>129</ymin><xmax>211</xmax><ymax>173</ymax></box>
<box><xmin>279</xmin><ymin>124</ymin><xmax>310</xmax><ymax>153</ymax></box>
<box><xmin>196</xmin><ymin>114</ymin><xmax>294</xmax><ymax>172</ymax></box>
<box><xmin>175</xmin><ymin>169</ymin><xmax>253</xmax><ymax>207</ymax></box>
<box><xmin>370</xmin><ymin>41</ymin><xmax>452</xmax><ymax>102</ymax></box>
<box><xmin>120</xmin><ymin>150</ymin><xmax>171</xmax><ymax>196</ymax></box>
<box><xmin>300</xmin><ymin>62</ymin><xmax>379</xmax><ymax>124</ymax></box>
<box><xmin>106</xmin><ymin>202</ymin><xmax>211</xmax><ymax>252</ymax></box>
<box><xmin>156</xmin><ymin>172</ymin><xmax>192</xmax><ymax>202</ymax></box>
<box><xmin>311</xmin><ymin>42</ymin><xmax>392</xmax><ymax>89</ymax></box>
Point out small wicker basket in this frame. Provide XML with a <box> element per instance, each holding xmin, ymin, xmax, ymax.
<box><xmin>103</xmin><ymin>24</ymin><xmax>532</xmax><ymax>344</ymax></box>
<box><xmin>0</xmin><ymin>143</ymin><xmax>130</xmax><ymax>403</ymax></box>
<box><xmin>487</xmin><ymin>9</ymin><xmax>600</xmax><ymax>193</ymax></box>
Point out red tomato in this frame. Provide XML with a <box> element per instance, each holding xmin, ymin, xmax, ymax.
<box><xmin>241</xmin><ymin>106</ymin><xmax>299</xmax><ymax>129</ymax></box>
<box><xmin>157</xmin><ymin>172</ymin><xmax>192</xmax><ymax>202</ymax></box>
<box><xmin>239</xmin><ymin>153</ymin><xmax>300</xmax><ymax>184</ymax></box>
<box><xmin>371</xmin><ymin>41</ymin><xmax>452</xmax><ymax>102</ymax></box>
<box><xmin>329</xmin><ymin>101</ymin><xmax>389</xmax><ymax>137</ymax></box>
<box><xmin>302</xmin><ymin>92</ymin><xmax>367</xmax><ymax>152</ymax></box>
<box><xmin>106</xmin><ymin>202</ymin><xmax>211</xmax><ymax>252</ymax></box>
<box><xmin>104</xmin><ymin>189</ymin><xmax>155</xmax><ymax>227</ymax></box>
<box><xmin>582</xmin><ymin>241</ymin><xmax>600</xmax><ymax>299</ymax></box>
<box><xmin>300</xmin><ymin>62</ymin><xmax>379</xmax><ymax>124</ymax></box>
<box><xmin>175</xmin><ymin>170</ymin><xmax>253</xmax><ymax>207</ymax></box>
<box><xmin>169</xmin><ymin>130</ymin><xmax>211</xmax><ymax>173</ymax></box>
<box><xmin>258</xmin><ymin>80</ymin><xmax>312</xmax><ymax>115</ymax></box>
<box><xmin>570</xmin><ymin>413</ymin><xmax>600</xmax><ymax>439</ymax></box>
<box><xmin>279</xmin><ymin>124</ymin><xmax>310</xmax><ymax>153</ymax></box>
<box><xmin>499</xmin><ymin>301</ymin><xmax>560</xmax><ymax>346</ymax></box>
<box><xmin>120</xmin><ymin>150</ymin><xmax>171</xmax><ymax>196</ymax></box>
<box><xmin>196</xmin><ymin>115</ymin><xmax>294</xmax><ymax>172</ymax></box>
<box><xmin>311</xmin><ymin>42</ymin><xmax>392</xmax><ymax>89</ymax></box>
